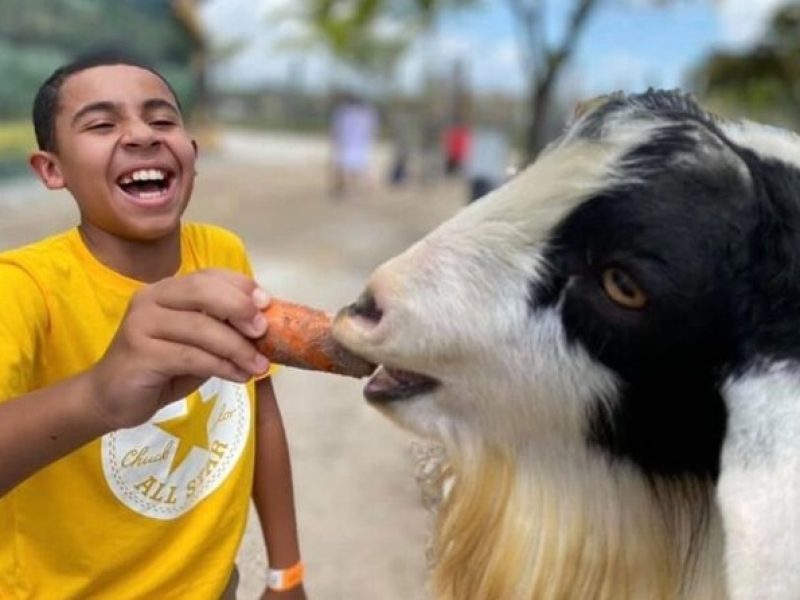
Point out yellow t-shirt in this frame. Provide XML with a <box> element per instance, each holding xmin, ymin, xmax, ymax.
<box><xmin>0</xmin><ymin>224</ymin><xmax>258</xmax><ymax>599</ymax></box>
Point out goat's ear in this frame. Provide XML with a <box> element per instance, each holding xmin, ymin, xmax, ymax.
<box><xmin>568</xmin><ymin>91</ymin><xmax>625</xmax><ymax>125</ymax></box>
<box><xmin>717</xmin><ymin>365</ymin><xmax>800</xmax><ymax>597</ymax></box>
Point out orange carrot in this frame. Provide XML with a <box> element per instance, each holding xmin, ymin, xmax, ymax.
<box><xmin>255</xmin><ymin>299</ymin><xmax>375</xmax><ymax>378</ymax></box>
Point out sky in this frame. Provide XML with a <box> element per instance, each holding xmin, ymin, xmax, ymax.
<box><xmin>199</xmin><ymin>0</ymin><xmax>792</xmax><ymax>97</ymax></box>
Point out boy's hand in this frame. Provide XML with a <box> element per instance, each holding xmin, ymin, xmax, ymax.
<box><xmin>87</xmin><ymin>269</ymin><xmax>270</xmax><ymax>430</ymax></box>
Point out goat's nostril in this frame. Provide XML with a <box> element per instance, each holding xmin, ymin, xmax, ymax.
<box><xmin>349</xmin><ymin>288</ymin><xmax>383</xmax><ymax>323</ymax></box>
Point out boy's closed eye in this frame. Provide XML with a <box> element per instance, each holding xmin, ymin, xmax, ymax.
<box><xmin>150</xmin><ymin>118</ymin><xmax>176</xmax><ymax>129</ymax></box>
<box><xmin>86</xmin><ymin>122</ymin><xmax>114</xmax><ymax>131</ymax></box>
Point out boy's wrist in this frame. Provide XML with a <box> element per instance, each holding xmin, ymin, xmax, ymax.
<box><xmin>79</xmin><ymin>369</ymin><xmax>127</xmax><ymax>433</ymax></box>
<box><xmin>267</xmin><ymin>561</ymin><xmax>304</xmax><ymax>591</ymax></box>
<box><xmin>68</xmin><ymin>372</ymin><xmax>118</xmax><ymax>438</ymax></box>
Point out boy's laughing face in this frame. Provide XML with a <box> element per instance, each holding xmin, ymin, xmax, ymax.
<box><xmin>32</xmin><ymin>64</ymin><xmax>197</xmax><ymax>243</ymax></box>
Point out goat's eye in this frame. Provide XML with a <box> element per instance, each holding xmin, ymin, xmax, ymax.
<box><xmin>602</xmin><ymin>267</ymin><xmax>647</xmax><ymax>309</ymax></box>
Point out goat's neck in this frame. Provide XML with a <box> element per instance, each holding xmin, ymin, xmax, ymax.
<box><xmin>428</xmin><ymin>444</ymin><xmax>725</xmax><ymax>600</ymax></box>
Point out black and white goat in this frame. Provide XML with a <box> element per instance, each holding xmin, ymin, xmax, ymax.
<box><xmin>332</xmin><ymin>91</ymin><xmax>800</xmax><ymax>599</ymax></box>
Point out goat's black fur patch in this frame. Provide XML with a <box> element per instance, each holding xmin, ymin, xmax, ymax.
<box><xmin>577</xmin><ymin>89</ymin><xmax>718</xmax><ymax>140</ymax></box>
<box><xmin>733</xmin><ymin>154</ymin><xmax>800</xmax><ymax>367</ymax></box>
<box><xmin>528</xmin><ymin>91</ymin><xmax>800</xmax><ymax>480</ymax></box>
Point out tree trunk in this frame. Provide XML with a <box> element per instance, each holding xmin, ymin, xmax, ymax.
<box><xmin>525</xmin><ymin>76</ymin><xmax>556</xmax><ymax>161</ymax></box>
<box><xmin>520</xmin><ymin>0</ymin><xmax>599</xmax><ymax>162</ymax></box>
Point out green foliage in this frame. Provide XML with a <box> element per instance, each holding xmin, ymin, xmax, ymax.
<box><xmin>693</xmin><ymin>2</ymin><xmax>800</xmax><ymax>127</ymax></box>
<box><xmin>0</xmin><ymin>120</ymin><xmax>36</xmax><ymax>179</ymax></box>
<box><xmin>296</xmin><ymin>0</ymin><xmax>478</xmax><ymax>75</ymax></box>
<box><xmin>0</xmin><ymin>121</ymin><xmax>35</xmax><ymax>155</ymax></box>
<box><xmin>0</xmin><ymin>0</ymin><xmax>199</xmax><ymax>119</ymax></box>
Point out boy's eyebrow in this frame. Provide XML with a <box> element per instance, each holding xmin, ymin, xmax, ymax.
<box><xmin>70</xmin><ymin>101</ymin><xmax>118</xmax><ymax>126</ymax></box>
<box><xmin>143</xmin><ymin>98</ymin><xmax>180</xmax><ymax>116</ymax></box>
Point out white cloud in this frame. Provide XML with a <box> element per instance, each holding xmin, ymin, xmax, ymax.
<box><xmin>716</xmin><ymin>0</ymin><xmax>791</xmax><ymax>47</ymax></box>
<box><xmin>437</xmin><ymin>32</ymin><xmax>474</xmax><ymax>59</ymax></box>
<box><xmin>467</xmin><ymin>39</ymin><xmax>526</xmax><ymax>95</ymax></box>
<box><xmin>200</xmin><ymin>0</ymin><xmax>286</xmax><ymax>42</ymax></box>
<box><xmin>200</xmin><ymin>0</ymin><xmax>329</xmax><ymax>90</ymax></box>
<box><xmin>592</xmin><ymin>52</ymin><xmax>651</xmax><ymax>90</ymax></box>
<box><xmin>392</xmin><ymin>34</ymin><xmax>526</xmax><ymax>96</ymax></box>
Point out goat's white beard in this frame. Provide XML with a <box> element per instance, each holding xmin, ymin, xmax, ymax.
<box><xmin>391</xmin><ymin>305</ymin><xmax>726</xmax><ymax>600</ymax></box>
<box><xmin>410</xmin><ymin>436</ymin><xmax>725</xmax><ymax>600</ymax></box>
<box><xmin>395</xmin><ymin>327</ymin><xmax>726</xmax><ymax>599</ymax></box>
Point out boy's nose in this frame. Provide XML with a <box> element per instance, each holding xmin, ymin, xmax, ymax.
<box><xmin>121</xmin><ymin>121</ymin><xmax>160</xmax><ymax>149</ymax></box>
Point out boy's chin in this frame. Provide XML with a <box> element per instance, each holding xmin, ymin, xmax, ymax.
<box><xmin>125</xmin><ymin>219</ymin><xmax>183</xmax><ymax>242</ymax></box>
<box><xmin>91</xmin><ymin>216</ymin><xmax>183</xmax><ymax>244</ymax></box>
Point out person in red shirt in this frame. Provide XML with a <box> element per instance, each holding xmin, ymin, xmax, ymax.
<box><xmin>443</xmin><ymin>121</ymin><xmax>471</xmax><ymax>176</ymax></box>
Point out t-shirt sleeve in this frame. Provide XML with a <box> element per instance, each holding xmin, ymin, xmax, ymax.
<box><xmin>0</xmin><ymin>263</ymin><xmax>48</xmax><ymax>401</ymax></box>
<box><xmin>221</xmin><ymin>230</ymin><xmax>278</xmax><ymax>378</ymax></box>
<box><xmin>239</xmin><ymin>246</ymin><xmax>254</xmax><ymax>280</ymax></box>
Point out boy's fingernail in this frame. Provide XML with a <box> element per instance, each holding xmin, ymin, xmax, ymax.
<box><xmin>252</xmin><ymin>287</ymin><xmax>270</xmax><ymax>308</ymax></box>
<box><xmin>252</xmin><ymin>313</ymin><xmax>266</xmax><ymax>332</ymax></box>
<box><xmin>253</xmin><ymin>354</ymin><xmax>269</xmax><ymax>373</ymax></box>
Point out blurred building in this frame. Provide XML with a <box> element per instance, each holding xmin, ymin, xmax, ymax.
<box><xmin>0</xmin><ymin>0</ymin><xmax>206</xmax><ymax>121</ymax></box>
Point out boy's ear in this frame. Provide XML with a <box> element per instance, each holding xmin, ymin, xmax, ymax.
<box><xmin>29</xmin><ymin>151</ymin><xmax>65</xmax><ymax>190</ymax></box>
<box><xmin>192</xmin><ymin>139</ymin><xmax>199</xmax><ymax>176</ymax></box>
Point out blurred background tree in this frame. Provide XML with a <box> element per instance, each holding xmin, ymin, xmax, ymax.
<box><xmin>296</xmin><ymin>0</ymin><xmax>699</xmax><ymax>159</ymax></box>
<box><xmin>0</xmin><ymin>0</ymin><xmax>203</xmax><ymax>118</ymax></box>
<box><xmin>692</xmin><ymin>2</ymin><xmax>800</xmax><ymax>129</ymax></box>
<box><xmin>3</xmin><ymin>0</ymin><xmax>800</xmax><ymax>181</ymax></box>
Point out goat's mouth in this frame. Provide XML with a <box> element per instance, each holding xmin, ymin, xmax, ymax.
<box><xmin>365</xmin><ymin>365</ymin><xmax>440</xmax><ymax>403</ymax></box>
<box><xmin>333</xmin><ymin>287</ymin><xmax>440</xmax><ymax>402</ymax></box>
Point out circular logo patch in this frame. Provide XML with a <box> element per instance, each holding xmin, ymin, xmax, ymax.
<box><xmin>101</xmin><ymin>378</ymin><xmax>250</xmax><ymax>520</ymax></box>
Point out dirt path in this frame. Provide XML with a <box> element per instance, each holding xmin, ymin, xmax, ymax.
<box><xmin>0</xmin><ymin>131</ymin><xmax>465</xmax><ymax>600</ymax></box>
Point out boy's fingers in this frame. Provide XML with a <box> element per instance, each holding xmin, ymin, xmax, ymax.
<box><xmin>229</xmin><ymin>285</ymin><xmax>270</xmax><ymax>338</ymax></box>
<box><xmin>227</xmin><ymin>283</ymin><xmax>270</xmax><ymax>338</ymax></box>
<box><xmin>195</xmin><ymin>268</ymin><xmax>258</xmax><ymax>292</ymax></box>
<box><xmin>156</xmin><ymin>340</ymin><xmax>256</xmax><ymax>385</ymax></box>
<box><xmin>229</xmin><ymin>312</ymin><xmax>268</xmax><ymax>340</ymax></box>
<box><xmin>252</xmin><ymin>286</ymin><xmax>270</xmax><ymax>309</ymax></box>
<box><xmin>152</xmin><ymin>310</ymin><xmax>270</xmax><ymax>376</ymax></box>
<box><xmin>150</xmin><ymin>272</ymin><xmax>263</xmax><ymax>331</ymax></box>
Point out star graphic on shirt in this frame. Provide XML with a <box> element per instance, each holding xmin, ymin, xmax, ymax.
<box><xmin>155</xmin><ymin>392</ymin><xmax>218</xmax><ymax>475</ymax></box>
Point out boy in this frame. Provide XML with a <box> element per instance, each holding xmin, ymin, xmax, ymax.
<box><xmin>0</xmin><ymin>52</ymin><xmax>306</xmax><ymax>599</ymax></box>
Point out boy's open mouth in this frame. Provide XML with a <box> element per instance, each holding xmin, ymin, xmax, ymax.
<box><xmin>116</xmin><ymin>168</ymin><xmax>175</xmax><ymax>201</ymax></box>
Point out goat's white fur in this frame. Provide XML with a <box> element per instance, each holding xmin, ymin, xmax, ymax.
<box><xmin>720</xmin><ymin>365</ymin><xmax>800</xmax><ymax>600</ymax></box>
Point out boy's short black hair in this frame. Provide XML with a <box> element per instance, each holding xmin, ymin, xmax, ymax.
<box><xmin>32</xmin><ymin>48</ymin><xmax>183</xmax><ymax>152</ymax></box>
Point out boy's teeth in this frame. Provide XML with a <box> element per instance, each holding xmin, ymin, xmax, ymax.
<box><xmin>122</xmin><ymin>169</ymin><xmax>166</xmax><ymax>183</ymax></box>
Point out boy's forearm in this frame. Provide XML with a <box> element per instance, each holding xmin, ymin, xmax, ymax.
<box><xmin>0</xmin><ymin>372</ymin><xmax>112</xmax><ymax>497</ymax></box>
<box><xmin>253</xmin><ymin>378</ymin><xmax>302</xmax><ymax>568</ymax></box>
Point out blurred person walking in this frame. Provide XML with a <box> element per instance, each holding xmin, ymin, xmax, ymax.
<box><xmin>442</xmin><ymin>119</ymin><xmax>470</xmax><ymax>177</ymax></box>
<box><xmin>387</xmin><ymin>110</ymin><xmax>415</xmax><ymax>186</ymax></box>
<box><xmin>329</xmin><ymin>92</ymin><xmax>379</xmax><ymax>198</ymax></box>
<box><xmin>464</xmin><ymin>124</ymin><xmax>511</xmax><ymax>203</ymax></box>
